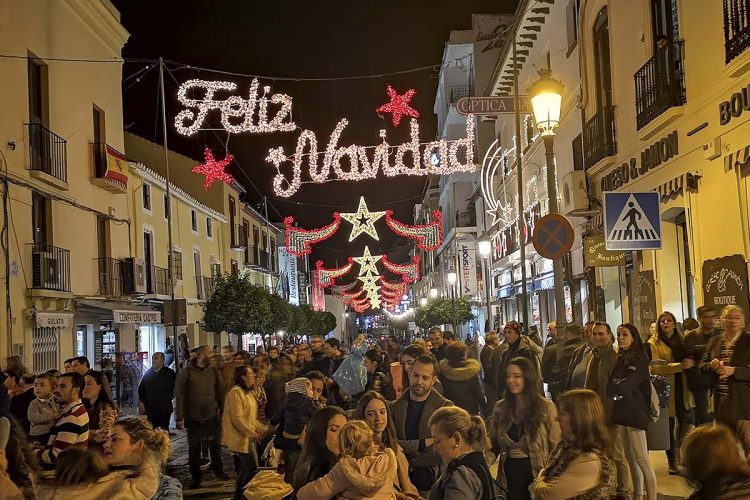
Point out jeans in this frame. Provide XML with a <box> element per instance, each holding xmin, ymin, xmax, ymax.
<box><xmin>607</xmin><ymin>424</ymin><xmax>633</xmax><ymax>496</ymax></box>
<box><xmin>233</xmin><ymin>446</ymin><xmax>259</xmax><ymax>500</ymax></box>
<box><xmin>187</xmin><ymin>417</ymin><xmax>224</xmax><ymax>481</ymax></box>
<box><xmin>666</xmin><ymin>375</ymin><xmax>695</xmax><ymax>464</ymax></box>
<box><xmin>621</xmin><ymin>426</ymin><xmax>657</xmax><ymax>500</ymax></box>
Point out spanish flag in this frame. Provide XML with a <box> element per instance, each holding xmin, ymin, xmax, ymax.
<box><xmin>105</xmin><ymin>145</ymin><xmax>129</xmax><ymax>186</ymax></box>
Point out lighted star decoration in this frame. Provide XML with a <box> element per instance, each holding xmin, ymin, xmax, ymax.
<box><xmin>353</xmin><ymin>246</ymin><xmax>382</xmax><ymax>276</ymax></box>
<box><xmin>192</xmin><ymin>147</ymin><xmax>234</xmax><ymax>191</ymax></box>
<box><xmin>340</xmin><ymin>197</ymin><xmax>386</xmax><ymax>242</ymax></box>
<box><xmin>376</xmin><ymin>85</ymin><xmax>420</xmax><ymax>127</ymax></box>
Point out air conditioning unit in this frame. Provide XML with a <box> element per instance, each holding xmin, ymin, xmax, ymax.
<box><xmin>560</xmin><ymin>171</ymin><xmax>590</xmax><ymax>215</ymax></box>
<box><xmin>703</xmin><ymin>137</ymin><xmax>721</xmax><ymax>161</ymax></box>
<box><xmin>123</xmin><ymin>257</ymin><xmax>147</xmax><ymax>294</ymax></box>
<box><xmin>32</xmin><ymin>251</ymin><xmax>59</xmax><ymax>289</ymax></box>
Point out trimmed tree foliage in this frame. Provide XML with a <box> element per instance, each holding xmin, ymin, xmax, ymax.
<box><xmin>414</xmin><ymin>297</ymin><xmax>474</xmax><ymax>329</ymax></box>
<box><xmin>202</xmin><ymin>273</ymin><xmax>337</xmax><ymax>342</ymax></box>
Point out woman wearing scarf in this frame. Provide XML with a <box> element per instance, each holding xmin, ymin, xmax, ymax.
<box><xmin>647</xmin><ymin>311</ymin><xmax>695</xmax><ymax>475</ymax></box>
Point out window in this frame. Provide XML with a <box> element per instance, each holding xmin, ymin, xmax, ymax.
<box><xmin>211</xmin><ymin>262</ymin><xmax>221</xmax><ymax>277</ymax></box>
<box><xmin>566</xmin><ymin>0</ymin><xmax>581</xmax><ymax>56</ymax></box>
<box><xmin>28</xmin><ymin>55</ymin><xmax>47</xmax><ymax>125</ymax></box>
<box><xmin>163</xmin><ymin>194</ymin><xmax>170</xmax><ymax>219</ymax></box>
<box><xmin>572</xmin><ymin>134</ymin><xmax>584</xmax><ymax>171</ymax></box>
<box><xmin>191</xmin><ymin>210</ymin><xmax>197</xmax><ymax>232</ymax></box>
<box><xmin>243</xmin><ymin>220</ymin><xmax>251</xmax><ymax>264</ymax></box>
<box><xmin>593</xmin><ymin>8</ymin><xmax>613</xmax><ymax>109</ymax></box>
<box><xmin>96</xmin><ymin>215</ymin><xmax>109</xmax><ymax>260</ymax></box>
<box><xmin>231</xmin><ymin>260</ymin><xmax>239</xmax><ymax>276</ymax></box>
<box><xmin>173</xmin><ymin>250</ymin><xmax>183</xmax><ymax>281</ymax></box>
<box><xmin>32</xmin><ymin>192</ymin><xmax>49</xmax><ymax>245</ymax></box>
<box><xmin>142</xmin><ymin>183</ymin><xmax>151</xmax><ymax>211</ymax></box>
<box><xmin>206</xmin><ymin>218</ymin><xmax>213</xmax><ymax>238</ymax></box>
<box><xmin>93</xmin><ymin>106</ymin><xmax>106</xmax><ymax>177</ymax></box>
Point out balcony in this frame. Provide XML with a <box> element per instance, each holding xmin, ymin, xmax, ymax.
<box><xmin>91</xmin><ymin>143</ymin><xmax>128</xmax><ymax>193</ymax></box>
<box><xmin>30</xmin><ymin>243</ymin><xmax>70</xmax><ymax>292</ymax></box>
<box><xmin>28</xmin><ymin>123</ymin><xmax>68</xmax><ymax>189</ymax></box>
<box><xmin>726</xmin><ymin>0</ymin><xmax>750</xmax><ymax>64</ymax></box>
<box><xmin>96</xmin><ymin>257</ymin><xmax>125</xmax><ymax>297</ymax></box>
<box><xmin>196</xmin><ymin>276</ymin><xmax>216</xmax><ymax>300</ymax></box>
<box><xmin>247</xmin><ymin>246</ymin><xmax>271</xmax><ymax>271</ymax></box>
<box><xmin>634</xmin><ymin>41</ymin><xmax>686</xmax><ymax>130</ymax></box>
<box><xmin>450</xmin><ymin>85</ymin><xmax>473</xmax><ymax>104</ymax></box>
<box><xmin>583</xmin><ymin>106</ymin><xmax>617</xmax><ymax>170</ymax></box>
<box><xmin>147</xmin><ymin>266</ymin><xmax>170</xmax><ymax>296</ymax></box>
<box><xmin>231</xmin><ymin>224</ymin><xmax>248</xmax><ymax>251</ymax></box>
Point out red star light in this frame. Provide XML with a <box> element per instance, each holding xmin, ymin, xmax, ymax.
<box><xmin>376</xmin><ymin>85</ymin><xmax>420</xmax><ymax>127</ymax></box>
<box><xmin>192</xmin><ymin>147</ymin><xmax>234</xmax><ymax>191</ymax></box>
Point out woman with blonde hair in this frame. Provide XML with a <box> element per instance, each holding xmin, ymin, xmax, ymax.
<box><xmin>297</xmin><ymin>420</ymin><xmax>397</xmax><ymax>500</ymax></box>
<box><xmin>682</xmin><ymin>423</ymin><xmax>750</xmax><ymax>498</ymax></box>
<box><xmin>428</xmin><ymin>406</ymin><xmax>498</xmax><ymax>500</ymax></box>
<box><xmin>700</xmin><ymin>304</ymin><xmax>750</xmax><ymax>453</ymax></box>
<box><xmin>529</xmin><ymin>389</ymin><xmax>614</xmax><ymax>499</ymax></box>
<box><xmin>36</xmin><ymin>417</ymin><xmax>180</xmax><ymax>499</ymax></box>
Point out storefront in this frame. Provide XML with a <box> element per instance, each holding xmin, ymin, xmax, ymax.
<box><xmin>31</xmin><ymin>311</ymin><xmax>74</xmax><ymax>373</ymax></box>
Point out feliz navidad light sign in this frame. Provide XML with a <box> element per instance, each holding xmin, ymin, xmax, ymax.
<box><xmin>174</xmin><ymin>79</ymin><xmax>478</xmax><ymax>197</ymax></box>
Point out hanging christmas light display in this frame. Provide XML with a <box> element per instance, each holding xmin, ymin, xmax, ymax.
<box><xmin>174</xmin><ymin>79</ymin><xmax>296</xmax><ymax>136</ymax></box>
<box><xmin>385</xmin><ymin>209</ymin><xmax>443</xmax><ymax>251</ymax></box>
<box><xmin>284</xmin><ymin>213</ymin><xmax>341</xmax><ymax>257</ymax></box>
<box><xmin>481</xmin><ymin>139</ymin><xmax>515</xmax><ymax>227</ymax></box>
<box><xmin>340</xmin><ymin>197</ymin><xmax>386</xmax><ymax>242</ymax></box>
<box><xmin>353</xmin><ymin>246</ymin><xmax>382</xmax><ymax>277</ymax></box>
<box><xmin>192</xmin><ymin>147</ymin><xmax>235</xmax><ymax>191</ymax></box>
<box><xmin>267</xmin><ymin>115</ymin><xmax>477</xmax><ymax>197</ymax></box>
<box><xmin>381</xmin><ymin>254</ymin><xmax>420</xmax><ymax>283</ymax></box>
<box><xmin>316</xmin><ymin>259</ymin><xmax>354</xmax><ymax>288</ymax></box>
<box><xmin>376</xmin><ymin>85</ymin><xmax>420</xmax><ymax>127</ymax></box>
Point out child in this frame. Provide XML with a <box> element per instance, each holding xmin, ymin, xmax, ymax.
<box><xmin>27</xmin><ymin>373</ymin><xmax>59</xmax><ymax>445</ymax></box>
<box><xmin>297</xmin><ymin>420</ymin><xmax>397</xmax><ymax>500</ymax></box>
<box><xmin>271</xmin><ymin>377</ymin><xmax>319</xmax><ymax>483</ymax></box>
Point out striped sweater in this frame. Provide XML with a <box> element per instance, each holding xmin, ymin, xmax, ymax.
<box><xmin>37</xmin><ymin>399</ymin><xmax>89</xmax><ymax>466</ymax></box>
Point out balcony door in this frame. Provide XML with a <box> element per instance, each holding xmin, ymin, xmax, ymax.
<box><xmin>32</xmin><ymin>193</ymin><xmax>49</xmax><ymax>245</ymax></box>
<box><xmin>194</xmin><ymin>250</ymin><xmax>203</xmax><ymax>298</ymax></box>
<box><xmin>651</xmin><ymin>0</ymin><xmax>679</xmax><ymax>50</ymax></box>
<box><xmin>593</xmin><ymin>8</ymin><xmax>613</xmax><ymax>110</ymax></box>
<box><xmin>143</xmin><ymin>231</ymin><xmax>153</xmax><ymax>293</ymax></box>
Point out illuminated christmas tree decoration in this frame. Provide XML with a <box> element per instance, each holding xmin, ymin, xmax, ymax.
<box><xmin>284</xmin><ymin>213</ymin><xmax>342</xmax><ymax>257</ymax></box>
<box><xmin>376</xmin><ymin>85</ymin><xmax>420</xmax><ymax>127</ymax></box>
<box><xmin>268</xmin><ymin>115</ymin><xmax>477</xmax><ymax>197</ymax></box>
<box><xmin>174</xmin><ymin>79</ymin><xmax>295</xmax><ymax>136</ymax></box>
<box><xmin>385</xmin><ymin>209</ymin><xmax>443</xmax><ymax>251</ymax></box>
<box><xmin>381</xmin><ymin>255</ymin><xmax>420</xmax><ymax>283</ymax></box>
<box><xmin>316</xmin><ymin>259</ymin><xmax>354</xmax><ymax>288</ymax></box>
<box><xmin>340</xmin><ymin>197</ymin><xmax>386</xmax><ymax>242</ymax></box>
<box><xmin>353</xmin><ymin>246</ymin><xmax>382</xmax><ymax>276</ymax></box>
<box><xmin>192</xmin><ymin>147</ymin><xmax>234</xmax><ymax>191</ymax></box>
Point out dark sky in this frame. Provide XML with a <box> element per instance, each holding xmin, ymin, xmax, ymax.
<box><xmin>113</xmin><ymin>0</ymin><xmax>515</xmax><ymax>271</ymax></box>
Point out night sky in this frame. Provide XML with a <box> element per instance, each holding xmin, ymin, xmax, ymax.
<box><xmin>113</xmin><ymin>0</ymin><xmax>516</xmax><ymax>271</ymax></box>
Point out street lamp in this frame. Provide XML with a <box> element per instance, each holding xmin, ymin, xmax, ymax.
<box><xmin>419</xmin><ymin>297</ymin><xmax>428</xmax><ymax>307</ymax></box>
<box><xmin>478</xmin><ymin>239</ymin><xmax>493</xmax><ymax>333</ymax></box>
<box><xmin>446</xmin><ymin>271</ymin><xmax>458</xmax><ymax>336</ymax></box>
<box><xmin>430</xmin><ymin>287</ymin><xmax>438</xmax><ymax>299</ymax></box>
<box><xmin>529</xmin><ymin>68</ymin><xmax>566</xmax><ymax>324</ymax></box>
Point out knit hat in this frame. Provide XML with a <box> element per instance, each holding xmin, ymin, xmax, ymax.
<box><xmin>285</xmin><ymin>377</ymin><xmax>310</xmax><ymax>395</ymax></box>
<box><xmin>504</xmin><ymin>321</ymin><xmax>522</xmax><ymax>336</ymax></box>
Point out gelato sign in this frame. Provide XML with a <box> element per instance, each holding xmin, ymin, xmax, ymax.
<box><xmin>583</xmin><ymin>234</ymin><xmax>625</xmax><ymax>267</ymax></box>
<box><xmin>702</xmin><ymin>254</ymin><xmax>750</xmax><ymax>316</ymax></box>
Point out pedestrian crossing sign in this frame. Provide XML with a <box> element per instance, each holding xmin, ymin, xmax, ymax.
<box><xmin>604</xmin><ymin>192</ymin><xmax>662</xmax><ymax>251</ymax></box>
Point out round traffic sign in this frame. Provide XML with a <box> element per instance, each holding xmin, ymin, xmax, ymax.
<box><xmin>532</xmin><ymin>214</ymin><xmax>575</xmax><ymax>260</ymax></box>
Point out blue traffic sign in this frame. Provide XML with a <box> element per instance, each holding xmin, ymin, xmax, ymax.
<box><xmin>604</xmin><ymin>192</ymin><xmax>662</xmax><ymax>251</ymax></box>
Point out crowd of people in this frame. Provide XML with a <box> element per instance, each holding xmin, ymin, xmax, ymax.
<box><xmin>1</xmin><ymin>302</ymin><xmax>750</xmax><ymax>499</ymax></box>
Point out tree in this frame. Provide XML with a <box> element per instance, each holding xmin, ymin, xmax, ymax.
<box><xmin>202</xmin><ymin>273</ymin><xmax>271</xmax><ymax>343</ymax></box>
<box><xmin>266</xmin><ymin>292</ymin><xmax>292</xmax><ymax>335</ymax></box>
<box><xmin>321</xmin><ymin>311</ymin><xmax>337</xmax><ymax>334</ymax></box>
<box><xmin>415</xmin><ymin>298</ymin><xmax>474</xmax><ymax>329</ymax></box>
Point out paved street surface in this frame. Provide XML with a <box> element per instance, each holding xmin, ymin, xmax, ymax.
<box><xmin>166</xmin><ymin>428</ymin><xmax>694</xmax><ymax>499</ymax></box>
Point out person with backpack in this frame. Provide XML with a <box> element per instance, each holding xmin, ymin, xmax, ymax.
<box><xmin>607</xmin><ymin>323</ymin><xmax>657</xmax><ymax>500</ymax></box>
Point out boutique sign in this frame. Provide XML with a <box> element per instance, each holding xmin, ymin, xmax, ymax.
<box><xmin>600</xmin><ymin>131</ymin><xmax>679</xmax><ymax>192</ymax></box>
<box><xmin>702</xmin><ymin>254</ymin><xmax>750</xmax><ymax>316</ymax></box>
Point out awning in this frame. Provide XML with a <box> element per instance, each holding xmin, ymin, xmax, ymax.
<box><xmin>76</xmin><ymin>299</ymin><xmax>161</xmax><ymax>324</ymax></box>
<box><xmin>724</xmin><ymin>144</ymin><xmax>750</xmax><ymax>173</ymax></box>
<box><xmin>654</xmin><ymin>172</ymin><xmax>699</xmax><ymax>201</ymax></box>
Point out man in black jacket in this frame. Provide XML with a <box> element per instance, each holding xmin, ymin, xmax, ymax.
<box><xmin>429</xmin><ymin>327</ymin><xmax>448</xmax><ymax>362</ymax></box>
<box><xmin>684</xmin><ymin>305</ymin><xmax>720</xmax><ymax>424</ymax></box>
<box><xmin>489</xmin><ymin>321</ymin><xmax>543</xmax><ymax>400</ymax></box>
<box><xmin>138</xmin><ymin>352</ymin><xmax>176</xmax><ymax>431</ymax></box>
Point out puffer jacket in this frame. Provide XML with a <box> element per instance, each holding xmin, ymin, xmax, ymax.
<box><xmin>296</xmin><ymin>448</ymin><xmax>397</xmax><ymax>500</ymax></box>
<box><xmin>438</xmin><ymin>359</ymin><xmax>487</xmax><ymax>416</ymax></box>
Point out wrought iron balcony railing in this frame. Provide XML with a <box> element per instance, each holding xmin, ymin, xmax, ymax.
<box><xmin>30</xmin><ymin>243</ymin><xmax>71</xmax><ymax>292</ymax></box>
<box><xmin>725</xmin><ymin>0</ymin><xmax>750</xmax><ymax>63</ymax></box>
<box><xmin>583</xmin><ymin>106</ymin><xmax>617</xmax><ymax>169</ymax></box>
<box><xmin>28</xmin><ymin>123</ymin><xmax>67</xmax><ymax>183</ymax></box>
<box><xmin>634</xmin><ymin>41</ymin><xmax>686</xmax><ymax>130</ymax></box>
<box><xmin>96</xmin><ymin>257</ymin><xmax>125</xmax><ymax>296</ymax></box>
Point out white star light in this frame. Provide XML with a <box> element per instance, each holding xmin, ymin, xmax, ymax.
<box><xmin>340</xmin><ymin>197</ymin><xmax>386</xmax><ymax>242</ymax></box>
<box><xmin>353</xmin><ymin>246</ymin><xmax>382</xmax><ymax>276</ymax></box>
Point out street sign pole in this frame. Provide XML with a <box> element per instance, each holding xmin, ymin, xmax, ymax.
<box><xmin>513</xmin><ymin>41</ymin><xmax>529</xmax><ymax>332</ymax></box>
<box><xmin>543</xmin><ymin>135</ymin><xmax>567</xmax><ymax>324</ymax></box>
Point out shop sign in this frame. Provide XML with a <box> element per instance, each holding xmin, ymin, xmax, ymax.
<box><xmin>636</xmin><ymin>271</ymin><xmax>657</xmax><ymax>338</ymax></box>
<box><xmin>583</xmin><ymin>235</ymin><xmax>625</xmax><ymax>267</ymax></box>
<box><xmin>719</xmin><ymin>84</ymin><xmax>750</xmax><ymax>126</ymax></box>
<box><xmin>600</xmin><ymin>131</ymin><xmax>678</xmax><ymax>192</ymax></box>
<box><xmin>113</xmin><ymin>310</ymin><xmax>161</xmax><ymax>324</ymax></box>
<box><xmin>35</xmin><ymin>311</ymin><xmax>73</xmax><ymax>328</ymax></box>
<box><xmin>702</xmin><ymin>254</ymin><xmax>750</xmax><ymax>316</ymax></box>
<box><xmin>459</xmin><ymin>241</ymin><xmax>478</xmax><ymax>296</ymax></box>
